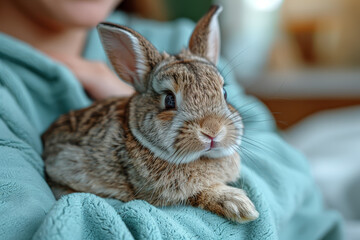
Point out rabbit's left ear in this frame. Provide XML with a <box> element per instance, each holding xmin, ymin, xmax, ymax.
<box><xmin>97</xmin><ymin>23</ymin><xmax>162</xmax><ymax>92</ymax></box>
<box><xmin>189</xmin><ymin>5</ymin><xmax>222</xmax><ymax>65</ymax></box>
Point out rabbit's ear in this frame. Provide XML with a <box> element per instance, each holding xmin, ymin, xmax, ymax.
<box><xmin>97</xmin><ymin>23</ymin><xmax>162</xmax><ymax>92</ymax></box>
<box><xmin>189</xmin><ymin>5</ymin><xmax>222</xmax><ymax>65</ymax></box>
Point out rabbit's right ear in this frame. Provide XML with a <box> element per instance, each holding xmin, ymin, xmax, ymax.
<box><xmin>189</xmin><ymin>5</ymin><xmax>222</xmax><ymax>65</ymax></box>
<box><xmin>97</xmin><ymin>23</ymin><xmax>162</xmax><ymax>92</ymax></box>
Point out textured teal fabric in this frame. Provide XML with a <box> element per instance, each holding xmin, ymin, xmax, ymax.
<box><xmin>0</xmin><ymin>11</ymin><xmax>343</xmax><ymax>240</ymax></box>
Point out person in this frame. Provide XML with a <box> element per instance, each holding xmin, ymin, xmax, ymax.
<box><xmin>0</xmin><ymin>0</ymin><xmax>133</xmax><ymax>100</ymax></box>
<box><xmin>0</xmin><ymin>0</ymin><xmax>343</xmax><ymax>239</ymax></box>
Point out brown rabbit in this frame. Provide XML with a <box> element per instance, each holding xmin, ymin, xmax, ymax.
<box><xmin>42</xmin><ymin>5</ymin><xmax>259</xmax><ymax>223</ymax></box>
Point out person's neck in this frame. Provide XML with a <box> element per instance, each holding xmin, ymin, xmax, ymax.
<box><xmin>0</xmin><ymin>1</ymin><xmax>87</xmax><ymax>57</ymax></box>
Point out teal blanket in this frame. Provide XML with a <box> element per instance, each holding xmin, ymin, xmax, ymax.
<box><xmin>0</xmin><ymin>12</ymin><xmax>343</xmax><ymax>240</ymax></box>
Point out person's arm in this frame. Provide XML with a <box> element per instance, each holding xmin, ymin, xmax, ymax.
<box><xmin>47</xmin><ymin>54</ymin><xmax>135</xmax><ymax>100</ymax></box>
<box><xmin>0</xmin><ymin>71</ymin><xmax>56</xmax><ymax>240</ymax></box>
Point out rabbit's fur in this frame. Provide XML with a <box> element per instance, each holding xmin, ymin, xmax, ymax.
<box><xmin>42</xmin><ymin>5</ymin><xmax>259</xmax><ymax>223</ymax></box>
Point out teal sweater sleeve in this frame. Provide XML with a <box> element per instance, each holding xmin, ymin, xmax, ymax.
<box><xmin>0</xmin><ymin>32</ymin><xmax>92</xmax><ymax>239</ymax></box>
<box><xmin>0</xmin><ymin>11</ymin><xmax>343</xmax><ymax>240</ymax></box>
<box><xmin>0</xmin><ymin>67</ymin><xmax>53</xmax><ymax>240</ymax></box>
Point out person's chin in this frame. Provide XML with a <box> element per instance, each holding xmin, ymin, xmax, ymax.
<box><xmin>59</xmin><ymin>0</ymin><xmax>120</xmax><ymax>28</ymax></box>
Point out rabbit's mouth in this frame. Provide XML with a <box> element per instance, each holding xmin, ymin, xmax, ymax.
<box><xmin>169</xmin><ymin>135</ymin><xmax>241</xmax><ymax>164</ymax></box>
<box><xmin>202</xmin><ymin>145</ymin><xmax>239</xmax><ymax>159</ymax></box>
<box><xmin>163</xmin><ymin>113</ymin><xmax>243</xmax><ymax>164</ymax></box>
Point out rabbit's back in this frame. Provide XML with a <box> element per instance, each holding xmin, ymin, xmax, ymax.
<box><xmin>43</xmin><ymin>97</ymin><xmax>128</xmax><ymax>143</ymax></box>
<box><xmin>42</xmin><ymin>97</ymin><xmax>135</xmax><ymax>200</ymax></box>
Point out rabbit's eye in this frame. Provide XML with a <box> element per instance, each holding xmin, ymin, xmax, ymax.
<box><xmin>164</xmin><ymin>92</ymin><xmax>176</xmax><ymax>109</ymax></box>
<box><xmin>223</xmin><ymin>88</ymin><xmax>227</xmax><ymax>100</ymax></box>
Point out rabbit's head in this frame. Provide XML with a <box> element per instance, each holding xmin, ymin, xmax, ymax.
<box><xmin>98</xmin><ymin>5</ymin><xmax>243</xmax><ymax>164</ymax></box>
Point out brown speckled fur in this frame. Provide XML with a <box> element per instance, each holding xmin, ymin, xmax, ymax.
<box><xmin>42</xmin><ymin>5</ymin><xmax>259</xmax><ymax>223</ymax></box>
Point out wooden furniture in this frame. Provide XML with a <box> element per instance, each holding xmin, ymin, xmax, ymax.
<box><xmin>244</xmin><ymin>69</ymin><xmax>360</xmax><ymax>129</ymax></box>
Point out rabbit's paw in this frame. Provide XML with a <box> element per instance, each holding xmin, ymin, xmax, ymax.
<box><xmin>192</xmin><ymin>185</ymin><xmax>259</xmax><ymax>223</ymax></box>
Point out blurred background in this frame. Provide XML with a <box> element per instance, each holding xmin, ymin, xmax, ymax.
<box><xmin>120</xmin><ymin>0</ymin><xmax>360</xmax><ymax>239</ymax></box>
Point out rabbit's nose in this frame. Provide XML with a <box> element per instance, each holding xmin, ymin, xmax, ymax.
<box><xmin>199</xmin><ymin>116</ymin><xmax>223</xmax><ymax>140</ymax></box>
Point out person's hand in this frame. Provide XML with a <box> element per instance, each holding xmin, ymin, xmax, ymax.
<box><xmin>50</xmin><ymin>54</ymin><xmax>135</xmax><ymax>100</ymax></box>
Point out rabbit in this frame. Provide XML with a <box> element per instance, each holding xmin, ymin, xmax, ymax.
<box><xmin>42</xmin><ymin>5</ymin><xmax>259</xmax><ymax>223</ymax></box>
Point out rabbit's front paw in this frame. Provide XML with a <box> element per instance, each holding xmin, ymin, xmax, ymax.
<box><xmin>220</xmin><ymin>188</ymin><xmax>259</xmax><ymax>222</ymax></box>
<box><xmin>192</xmin><ymin>186</ymin><xmax>259</xmax><ymax>223</ymax></box>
